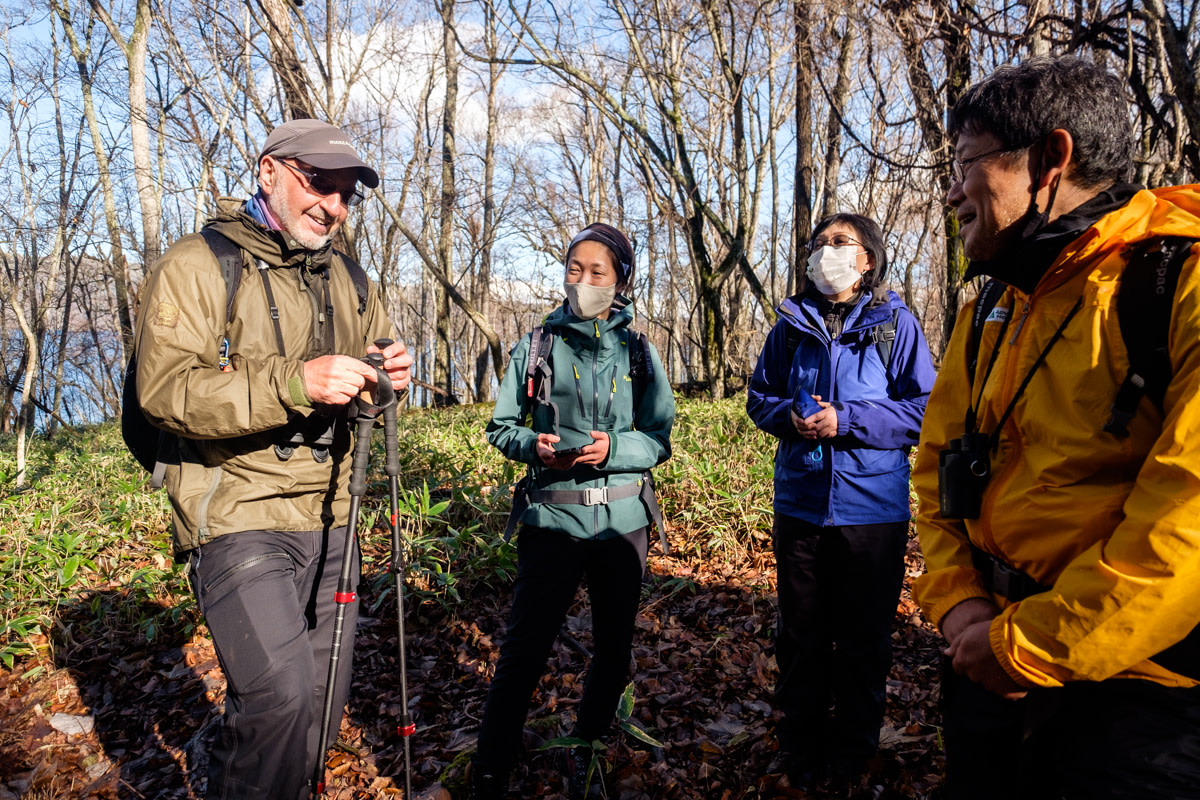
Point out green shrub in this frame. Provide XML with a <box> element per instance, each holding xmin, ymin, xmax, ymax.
<box><xmin>0</xmin><ymin>397</ymin><xmax>776</xmax><ymax>670</ymax></box>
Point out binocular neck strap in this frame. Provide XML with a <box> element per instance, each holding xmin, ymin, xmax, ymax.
<box><xmin>966</xmin><ymin>295</ymin><xmax>1084</xmax><ymax>451</ymax></box>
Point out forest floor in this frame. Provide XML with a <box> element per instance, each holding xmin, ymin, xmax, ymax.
<box><xmin>0</xmin><ymin>529</ymin><xmax>945</xmax><ymax>800</ymax></box>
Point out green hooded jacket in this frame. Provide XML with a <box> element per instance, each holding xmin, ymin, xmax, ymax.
<box><xmin>134</xmin><ymin>198</ymin><xmax>396</xmax><ymax>555</ymax></box>
<box><xmin>486</xmin><ymin>302</ymin><xmax>675</xmax><ymax>539</ymax></box>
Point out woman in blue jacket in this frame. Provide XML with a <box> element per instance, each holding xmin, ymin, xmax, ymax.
<box><xmin>747</xmin><ymin>212</ymin><xmax>936</xmax><ymax>792</ymax></box>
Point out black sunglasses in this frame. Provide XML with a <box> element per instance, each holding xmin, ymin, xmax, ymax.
<box><xmin>277</xmin><ymin>159</ymin><xmax>365</xmax><ymax>207</ymax></box>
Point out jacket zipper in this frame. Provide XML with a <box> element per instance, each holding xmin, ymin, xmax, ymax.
<box><xmin>203</xmin><ymin>552</ymin><xmax>292</xmax><ymax>594</ymax></box>
<box><xmin>591</xmin><ymin>321</ymin><xmax>601</xmax><ymax>536</ymax></box>
<box><xmin>603</xmin><ymin>367</ymin><xmax>618</xmax><ymax>418</ymax></box>
<box><xmin>572</xmin><ymin>364</ymin><xmax>587</xmax><ymax>416</ymax></box>
<box><xmin>824</xmin><ymin>340</ymin><xmax>839</xmax><ymax>526</ymax></box>
<box><xmin>980</xmin><ymin>293</ymin><xmax>1030</xmax><ymax>555</ymax></box>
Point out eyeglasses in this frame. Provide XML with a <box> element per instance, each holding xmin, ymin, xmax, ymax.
<box><xmin>807</xmin><ymin>234</ymin><xmax>863</xmax><ymax>251</ymax></box>
<box><xmin>276</xmin><ymin>159</ymin><xmax>365</xmax><ymax>207</ymax></box>
<box><xmin>950</xmin><ymin>145</ymin><xmax>1012</xmax><ymax>184</ymax></box>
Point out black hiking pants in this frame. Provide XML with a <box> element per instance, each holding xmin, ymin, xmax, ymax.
<box><xmin>942</xmin><ymin>664</ymin><xmax>1200</xmax><ymax>800</ymax></box>
<box><xmin>473</xmin><ymin>525</ymin><xmax>649</xmax><ymax>778</ymax></box>
<box><xmin>772</xmin><ymin>514</ymin><xmax>909</xmax><ymax>778</ymax></box>
<box><xmin>188</xmin><ymin>527</ymin><xmax>360</xmax><ymax>800</ymax></box>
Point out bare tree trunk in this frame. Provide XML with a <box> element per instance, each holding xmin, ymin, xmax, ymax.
<box><xmin>53</xmin><ymin>0</ymin><xmax>136</xmax><ymax>357</ymax></box>
<box><xmin>434</xmin><ymin>0</ymin><xmax>458</xmax><ymax>404</ymax></box>
<box><xmin>254</xmin><ymin>0</ymin><xmax>315</xmax><ymax>120</ymax></box>
<box><xmin>89</xmin><ymin>0</ymin><xmax>162</xmax><ymax>267</ymax></box>
<box><xmin>884</xmin><ymin>0</ymin><xmax>972</xmax><ymax>354</ymax></box>
<box><xmin>791</xmin><ymin>0</ymin><xmax>816</xmax><ymax>296</ymax></box>
<box><xmin>1141</xmin><ymin>0</ymin><xmax>1200</xmax><ymax>178</ymax></box>
<box><xmin>820</xmin><ymin>21</ymin><xmax>855</xmax><ymax>218</ymax></box>
<box><xmin>474</xmin><ymin>1</ymin><xmax>503</xmax><ymax>397</ymax></box>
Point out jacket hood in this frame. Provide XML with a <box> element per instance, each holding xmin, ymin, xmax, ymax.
<box><xmin>205</xmin><ymin>196</ymin><xmax>337</xmax><ymax>271</ymax></box>
<box><xmin>1028</xmin><ymin>184</ymin><xmax>1200</xmax><ymax>296</ymax></box>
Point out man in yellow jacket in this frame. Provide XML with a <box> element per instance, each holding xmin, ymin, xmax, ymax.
<box><xmin>914</xmin><ymin>56</ymin><xmax>1200</xmax><ymax>799</ymax></box>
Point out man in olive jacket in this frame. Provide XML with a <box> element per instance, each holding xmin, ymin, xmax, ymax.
<box><xmin>134</xmin><ymin>119</ymin><xmax>412</xmax><ymax>799</ymax></box>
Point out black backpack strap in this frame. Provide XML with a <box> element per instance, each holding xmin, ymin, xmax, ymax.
<box><xmin>968</xmin><ymin>279</ymin><xmax>1009</xmax><ymax>375</ymax></box>
<box><xmin>334</xmin><ymin>250</ymin><xmax>370</xmax><ymax>315</ymax></box>
<box><xmin>628</xmin><ymin>329</ymin><xmax>654</xmax><ymax>412</ymax></box>
<box><xmin>133</xmin><ymin>228</ymin><xmax>244</xmax><ymax>488</ymax></box>
<box><xmin>1104</xmin><ymin>236</ymin><xmax>1196</xmax><ymax>437</ymax></box>
<box><xmin>868</xmin><ymin>308</ymin><xmax>899</xmax><ymax>368</ymax></box>
<box><xmin>778</xmin><ymin>300</ymin><xmax>804</xmax><ymax>370</ymax></box>
<box><xmin>524</xmin><ymin>325</ymin><xmax>560</xmax><ymax>434</ymax></box>
<box><xmin>199</xmin><ymin>227</ymin><xmax>244</xmax><ymax>325</ymax></box>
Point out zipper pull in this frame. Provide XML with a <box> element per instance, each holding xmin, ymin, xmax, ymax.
<box><xmin>594</xmin><ymin>321</ymin><xmax>600</xmax><ymax>338</ymax></box>
<box><xmin>1009</xmin><ymin>301</ymin><xmax>1031</xmax><ymax>345</ymax></box>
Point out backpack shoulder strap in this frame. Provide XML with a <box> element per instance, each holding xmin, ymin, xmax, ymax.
<box><xmin>1104</xmin><ymin>236</ymin><xmax>1196</xmax><ymax>437</ymax></box>
<box><xmin>199</xmin><ymin>227</ymin><xmax>244</xmax><ymax>325</ymax></box>
<box><xmin>334</xmin><ymin>250</ymin><xmax>370</xmax><ymax>315</ymax></box>
<box><xmin>868</xmin><ymin>308</ymin><xmax>899</xmax><ymax>368</ymax></box>
<box><xmin>628</xmin><ymin>329</ymin><xmax>654</xmax><ymax>410</ymax></box>
<box><xmin>778</xmin><ymin>298</ymin><xmax>804</xmax><ymax>368</ymax></box>
<box><xmin>968</xmin><ymin>278</ymin><xmax>1008</xmax><ymax>376</ymax></box>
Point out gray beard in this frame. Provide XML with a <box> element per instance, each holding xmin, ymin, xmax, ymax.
<box><xmin>267</xmin><ymin>194</ymin><xmax>335</xmax><ymax>250</ymax></box>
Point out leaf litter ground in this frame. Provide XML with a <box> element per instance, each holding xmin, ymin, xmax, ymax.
<box><xmin>0</xmin><ymin>529</ymin><xmax>945</xmax><ymax>799</ymax></box>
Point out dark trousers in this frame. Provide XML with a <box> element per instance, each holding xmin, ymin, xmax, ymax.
<box><xmin>188</xmin><ymin>528</ymin><xmax>360</xmax><ymax>800</ymax></box>
<box><xmin>772</xmin><ymin>514</ymin><xmax>909</xmax><ymax>775</ymax></box>
<box><xmin>942</xmin><ymin>665</ymin><xmax>1200</xmax><ymax>800</ymax></box>
<box><xmin>473</xmin><ymin>526</ymin><xmax>649</xmax><ymax>776</ymax></box>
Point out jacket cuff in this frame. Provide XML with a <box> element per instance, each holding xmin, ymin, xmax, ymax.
<box><xmin>833</xmin><ymin>401</ymin><xmax>850</xmax><ymax>436</ymax></box>
<box><xmin>919</xmin><ymin>576</ymin><xmax>992</xmax><ymax>632</ymax></box>
<box><xmin>285</xmin><ymin>362</ymin><xmax>313</xmax><ymax>409</ymax></box>
<box><xmin>989</xmin><ymin>612</ymin><xmax>1037</xmax><ymax>688</ymax></box>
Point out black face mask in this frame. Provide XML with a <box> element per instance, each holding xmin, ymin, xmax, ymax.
<box><xmin>964</xmin><ymin>141</ymin><xmax>1140</xmax><ymax>294</ymax></box>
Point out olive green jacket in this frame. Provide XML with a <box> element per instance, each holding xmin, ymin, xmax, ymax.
<box><xmin>134</xmin><ymin>198</ymin><xmax>396</xmax><ymax>554</ymax></box>
<box><xmin>486</xmin><ymin>302</ymin><xmax>674</xmax><ymax>539</ymax></box>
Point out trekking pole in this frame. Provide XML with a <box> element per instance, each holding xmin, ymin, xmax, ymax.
<box><xmin>313</xmin><ymin>352</ymin><xmax>394</xmax><ymax>797</ymax></box>
<box><xmin>374</xmin><ymin>337</ymin><xmax>415</xmax><ymax>799</ymax></box>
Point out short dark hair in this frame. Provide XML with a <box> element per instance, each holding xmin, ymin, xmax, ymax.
<box><xmin>810</xmin><ymin>212</ymin><xmax>889</xmax><ymax>291</ymax></box>
<box><xmin>947</xmin><ymin>55</ymin><xmax>1134</xmax><ymax>188</ymax></box>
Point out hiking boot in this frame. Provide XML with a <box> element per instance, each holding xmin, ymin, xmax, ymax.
<box><xmin>767</xmin><ymin>750</ymin><xmax>823</xmax><ymax>793</ymax></box>
<box><xmin>470</xmin><ymin>767</ymin><xmax>508</xmax><ymax>800</ymax></box>
<box><xmin>565</xmin><ymin>746</ymin><xmax>603</xmax><ymax>800</ymax></box>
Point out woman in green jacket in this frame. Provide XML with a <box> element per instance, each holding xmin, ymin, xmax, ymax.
<box><xmin>473</xmin><ymin>223</ymin><xmax>675</xmax><ymax>799</ymax></box>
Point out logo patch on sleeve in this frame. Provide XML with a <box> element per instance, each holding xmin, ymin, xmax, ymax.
<box><xmin>153</xmin><ymin>301</ymin><xmax>180</xmax><ymax>328</ymax></box>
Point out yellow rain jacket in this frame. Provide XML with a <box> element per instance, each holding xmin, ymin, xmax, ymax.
<box><xmin>914</xmin><ymin>185</ymin><xmax>1200</xmax><ymax>689</ymax></box>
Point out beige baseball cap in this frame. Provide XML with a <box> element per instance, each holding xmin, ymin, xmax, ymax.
<box><xmin>259</xmin><ymin>119</ymin><xmax>379</xmax><ymax>189</ymax></box>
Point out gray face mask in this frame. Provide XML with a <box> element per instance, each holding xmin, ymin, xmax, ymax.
<box><xmin>564</xmin><ymin>280</ymin><xmax>617</xmax><ymax>320</ymax></box>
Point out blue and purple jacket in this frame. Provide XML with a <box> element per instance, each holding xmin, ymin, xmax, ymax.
<box><xmin>747</xmin><ymin>290</ymin><xmax>937</xmax><ymax>526</ymax></box>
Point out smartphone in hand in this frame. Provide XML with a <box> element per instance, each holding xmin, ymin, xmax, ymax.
<box><xmin>792</xmin><ymin>387</ymin><xmax>823</xmax><ymax>419</ymax></box>
<box><xmin>555</xmin><ymin>444</ymin><xmax>587</xmax><ymax>458</ymax></box>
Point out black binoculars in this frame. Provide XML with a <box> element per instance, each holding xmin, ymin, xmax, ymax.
<box><xmin>938</xmin><ymin>431</ymin><xmax>991</xmax><ymax>519</ymax></box>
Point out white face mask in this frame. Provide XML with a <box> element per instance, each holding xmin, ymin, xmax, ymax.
<box><xmin>564</xmin><ymin>280</ymin><xmax>617</xmax><ymax>320</ymax></box>
<box><xmin>806</xmin><ymin>245</ymin><xmax>865</xmax><ymax>296</ymax></box>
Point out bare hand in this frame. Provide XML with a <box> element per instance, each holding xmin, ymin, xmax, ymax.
<box><xmin>792</xmin><ymin>395</ymin><xmax>838</xmax><ymax>439</ymax></box>
<box><xmin>367</xmin><ymin>339</ymin><xmax>413</xmax><ymax>391</ymax></box>
<box><xmin>303</xmin><ymin>355</ymin><xmax>380</xmax><ymax>406</ymax></box>
<box><xmin>536</xmin><ymin>431</ymin><xmax>610</xmax><ymax>469</ymax></box>
<box><xmin>941</xmin><ymin>597</ymin><xmax>1001</xmax><ymax>646</ymax></box>
<box><xmin>535</xmin><ymin>433</ymin><xmax>567</xmax><ymax>468</ymax></box>
<box><xmin>571</xmin><ymin>431</ymin><xmax>610</xmax><ymax>467</ymax></box>
<box><xmin>944</xmin><ymin>620</ymin><xmax>1028</xmax><ymax>700</ymax></box>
